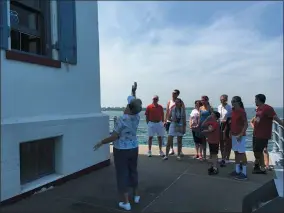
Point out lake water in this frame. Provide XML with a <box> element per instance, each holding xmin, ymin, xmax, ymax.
<box><xmin>103</xmin><ymin>107</ymin><xmax>283</xmax><ymax>151</ymax></box>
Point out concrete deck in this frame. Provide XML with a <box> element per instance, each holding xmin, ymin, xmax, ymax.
<box><xmin>1</xmin><ymin>145</ymin><xmax>275</xmax><ymax>212</ymax></box>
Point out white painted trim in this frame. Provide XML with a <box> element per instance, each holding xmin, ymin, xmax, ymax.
<box><xmin>21</xmin><ymin>174</ymin><xmax>64</xmax><ymax>193</ymax></box>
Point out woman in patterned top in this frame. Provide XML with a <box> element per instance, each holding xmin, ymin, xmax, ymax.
<box><xmin>93</xmin><ymin>84</ymin><xmax>142</xmax><ymax>211</ymax></box>
<box><xmin>163</xmin><ymin>98</ymin><xmax>186</xmax><ymax>161</ymax></box>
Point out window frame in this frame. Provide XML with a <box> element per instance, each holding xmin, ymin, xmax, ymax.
<box><xmin>9</xmin><ymin>0</ymin><xmax>52</xmax><ymax>58</ymax></box>
<box><xmin>19</xmin><ymin>137</ymin><xmax>56</xmax><ymax>185</ymax></box>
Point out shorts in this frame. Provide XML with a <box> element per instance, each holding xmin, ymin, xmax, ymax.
<box><xmin>209</xmin><ymin>143</ymin><xmax>219</xmax><ymax>155</ymax></box>
<box><xmin>192</xmin><ymin>130</ymin><xmax>202</xmax><ymax>144</ymax></box>
<box><xmin>253</xmin><ymin>137</ymin><xmax>268</xmax><ymax>153</ymax></box>
<box><xmin>232</xmin><ymin>135</ymin><xmax>246</xmax><ymax>153</ymax></box>
<box><xmin>169</xmin><ymin>123</ymin><xmax>184</xmax><ymax>137</ymax></box>
<box><xmin>147</xmin><ymin>121</ymin><xmax>165</xmax><ymax>137</ymax></box>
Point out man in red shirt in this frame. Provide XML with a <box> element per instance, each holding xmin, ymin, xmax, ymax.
<box><xmin>202</xmin><ymin>111</ymin><xmax>221</xmax><ymax>175</ymax></box>
<box><xmin>252</xmin><ymin>94</ymin><xmax>283</xmax><ymax>174</ymax></box>
<box><xmin>145</xmin><ymin>95</ymin><xmax>165</xmax><ymax>157</ymax></box>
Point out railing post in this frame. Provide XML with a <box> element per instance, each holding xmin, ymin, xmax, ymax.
<box><xmin>272</xmin><ymin>122</ymin><xmax>279</xmax><ymax>153</ymax></box>
<box><xmin>278</xmin><ymin>124</ymin><xmax>284</xmax><ymax>166</ymax></box>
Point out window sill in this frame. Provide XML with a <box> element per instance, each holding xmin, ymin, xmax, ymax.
<box><xmin>6</xmin><ymin>50</ymin><xmax>61</xmax><ymax>68</ymax></box>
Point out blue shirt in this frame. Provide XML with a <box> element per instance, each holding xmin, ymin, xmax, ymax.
<box><xmin>113</xmin><ymin>114</ymin><xmax>140</xmax><ymax>149</ymax></box>
<box><xmin>200</xmin><ymin>109</ymin><xmax>211</xmax><ymax>124</ymax></box>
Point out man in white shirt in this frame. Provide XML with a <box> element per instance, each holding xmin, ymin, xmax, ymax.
<box><xmin>217</xmin><ymin>94</ymin><xmax>232</xmax><ymax>167</ymax></box>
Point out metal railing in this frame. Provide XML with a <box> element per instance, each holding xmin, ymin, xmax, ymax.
<box><xmin>110</xmin><ymin>117</ymin><xmax>284</xmax><ymax>167</ymax></box>
<box><xmin>271</xmin><ymin>120</ymin><xmax>284</xmax><ymax>167</ymax></box>
<box><xmin>109</xmin><ymin>117</ymin><xmax>255</xmax><ymax>143</ymax></box>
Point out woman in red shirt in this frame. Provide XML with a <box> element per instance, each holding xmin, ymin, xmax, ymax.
<box><xmin>230</xmin><ymin>96</ymin><xmax>248</xmax><ymax>181</ymax></box>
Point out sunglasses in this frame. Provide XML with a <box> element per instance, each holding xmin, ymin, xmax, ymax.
<box><xmin>153</xmin><ymin>98</ymin><xmax>158</xmax><ymax>101</ymax></box>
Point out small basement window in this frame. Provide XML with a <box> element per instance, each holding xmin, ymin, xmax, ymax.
<box><xmin>20</xmin><ymin>137</ymin><xmax>56</xmax><ymax>185</ymax></box>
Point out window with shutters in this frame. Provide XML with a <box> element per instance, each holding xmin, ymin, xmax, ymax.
<box><xmin>10</xmin><ymin>0</ymin><xmax>51</xmax><ymax>56</ymax></box>
<box><xmin>1</xmin><ymin>0</ymin><xmax>78</xmax><ymax>67</ymax></box>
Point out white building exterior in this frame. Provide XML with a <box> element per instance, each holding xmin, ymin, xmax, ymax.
<box><xmin>0</xmin><ymin>0</ymin><xmax>110</xmax><ymax>202</ymax></box>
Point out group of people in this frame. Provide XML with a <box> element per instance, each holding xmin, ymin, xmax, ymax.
<box><xmin>145</xmin><ymin>90</ymin><xmax>283</xmax><ymax>178</ymax></box>
<box><xmin>93</xmin><ymin>83</ymin><xmax>283</xmax><ymax>211</ymax></box>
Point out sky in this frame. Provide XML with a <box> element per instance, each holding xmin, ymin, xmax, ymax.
<box><xmin>98</xmin><ymin>1</ymin><xmax>283</xmax><ymax>108</ymax></box>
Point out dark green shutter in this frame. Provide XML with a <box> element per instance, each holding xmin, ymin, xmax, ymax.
<box><xmin>57</xmin><ymin>0</ymin><xmax>77</xmax><ymax>64</ymax></box>
<box><xmin>0</xmin><ymin>0</ymin><xmax>8</xmax><ymax>49</ymax></box>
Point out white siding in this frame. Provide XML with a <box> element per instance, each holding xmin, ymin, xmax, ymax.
<box><xmin>0</xmin><ymin>1</ymin><xmax>109</xmax><ymax>201</ymax></box>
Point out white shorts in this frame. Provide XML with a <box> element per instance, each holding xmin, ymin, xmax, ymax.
<box><xmin>232</xmin><ymin>135</ymin><xmax>246</xmax><ymax>153</ymax></box>
<box><xmin>168</xmin><ymin>123</ymin><xmax>184</xmax><ymax>137</ymax></box>
<box><xmin>147</xmin><ymin>121</ymin><xmax>165</xmax><ymax>137</ymax></box>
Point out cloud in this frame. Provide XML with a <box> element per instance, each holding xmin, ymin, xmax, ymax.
<box><xmin>98</xmin><ymin>1</ymin><xmax>283</xmax><ymax>108</ymax></box>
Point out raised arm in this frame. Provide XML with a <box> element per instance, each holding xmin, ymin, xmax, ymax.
<box><xmin>131</xmin><ymin>82</ymin><xmax>137</xmax><ymax>98</ymax></box>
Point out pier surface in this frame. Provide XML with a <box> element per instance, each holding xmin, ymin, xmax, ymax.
<box><xmin>1</xmin><ymin>145</ymin><xmax>274</xmax><ymax>212</ymax></box>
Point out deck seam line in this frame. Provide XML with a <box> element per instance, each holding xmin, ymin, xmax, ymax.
<box><xmin>141</xmin><ymin>166</ymin><xmax>190</xmax><ymax>212</ymax></box>
<box><xmin>56</xmin><ymin>197</ymin><xmax>128</xmax><ymax>213</ymax></box>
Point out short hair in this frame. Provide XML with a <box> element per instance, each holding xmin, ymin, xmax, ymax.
<box><xmin>213</xmin><ymin>111</ymin><xmax>221</xmax><ymax>119</ymax></box>
<box><xmin>255</xmin><ymin>94</ymin><xmax>266</xmax><ymax>104</ymax></box>
<box><xmin>173</xmin><ymin>89</ymin><xmax>180</xmax><ymax>96</ymax></box>
<box><xmin>221</xmin><ymin>94</ymin><xmax>228</xmax><ymax>100</ymax></box>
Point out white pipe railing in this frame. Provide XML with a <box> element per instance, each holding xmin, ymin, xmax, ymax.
<box><xmin>271</xmin><ymin>120</ymin><xmax>284</xmax><ymax>167</ymax></box>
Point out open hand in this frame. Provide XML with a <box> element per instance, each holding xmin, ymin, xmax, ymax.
<box><xmin>132</xmin><ymin>82</ymin><xmax>137</xmax><ymax>93</ymax></box>
<box><xmin>93</xmin><ymin>141</ymin><xmax>103</xmax><ymax>151</ymax></box>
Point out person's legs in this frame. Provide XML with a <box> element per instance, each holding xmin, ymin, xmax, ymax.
<box><xmin>147</xmin><ymin>122</ymin><xmax>154</xmax><ymax>156</ymax></box>
<box><xmin>220</xmin><ymin>126</ymin><xmax>225</xmax><ymax>159</ymax></box>
<box><xmin>230</xmin><ymin>136</ymin><xmax>241</xmax><ymax>176</ymax></box>
<box><xmin>147</xmin><ymin>136</ymin><xmax>153</xmax><ymax>156</ymax></box>
<box><xmin>113</xmin><ymin>148</ymin><xmax>131</xmax><ymax>209</ymax></box>
<box><xmin>234</xmin><ymin>136</ymin><xmax>248</xmax><ymax>180</ymax></box>
<box><xmin>202</xmin><ymin>137</ymin><xmax>207</xmax><ymax>160</ymax></box>
<box><xmin>128</xmin><ymin>148</ymin><xmax>140</xmax><ymax>203</ymax></box>
<box><xmin>208</xmin><ymin>144</ymin><xmax>219</xmax><ymax>175</ymax></box>
<box><xmin>157</xmin><ymin>122</ymin><xmax>165</xmax><ymax>156</ymax></box>
<box><xmin>192</xmin><ymin>131</ymin><xmax>201</xmax><ymax>158</ymax></box>
<box><xmin>253</xmin><ymin>137</ymin><xmax>267</xmax><ymax>174</ymax></box>
<box><xmin>225</xmin><ymin>137</ymin><xmax>232</xmax><ymax>161</ymax></box>
<box><xmin>164</xmin><ymin>135</ymin><xmax>174</xmax><ymax>160</ymax></box>
<box><xmin>263</xmin><ymin>147</ymin><xmax>270</xmax><ymax>169</ymax></box>
<box><xmin>170</xmin><ymin>143</ymin><xmax>175</xmax><ymax>155</ymax></box>
<box><xmin>177</xmin><ymin>136</ymin><xmax>183</xmax><ymax>160</ymax></box>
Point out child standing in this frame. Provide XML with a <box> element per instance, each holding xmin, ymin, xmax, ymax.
<box><xmin>202</xmin><ymin>111</ymin><xmax>221</xmax><ymax>175</ymax></box>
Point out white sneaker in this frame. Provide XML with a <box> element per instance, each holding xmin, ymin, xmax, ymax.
<box><xmin>134</xmin><ymin>196</ymin><xmax>140</xmax><ymax>204</ymax></box>
<box><xmin>147</xmin><ymin>150</ymin><xmax>152</xmax><ymax>157</ymax></box>
<box><xmin>118</xmin><ymin>202</ymin><xmax>131</xmax><ymax>211</ymax></box>
<box><xmin>163</xmin><ymin>156</ymin><xmax>168</xmax><ymax>160</ymax></box>
<box><xmin>159</xmin><ymin>150</ymin><xmax>165</xmax><ymax>157</ymax></box>
<box><xmin>177</xmin><ymin>156</ymin><xmax>181</xmax><ymax>161</ymax></box>
<box><xmin>169</xmin><ymin>149</ymin><xmax>175</xmax><ymax>155</ymax></box>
